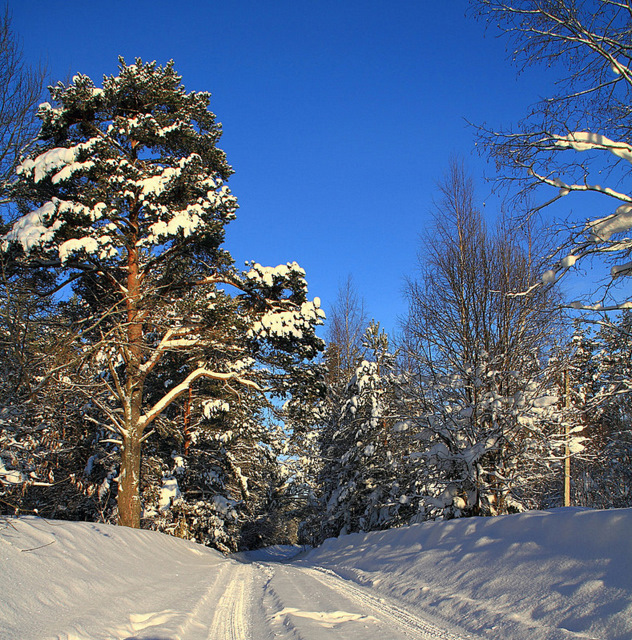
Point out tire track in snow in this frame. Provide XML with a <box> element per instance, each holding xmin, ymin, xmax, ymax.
<box><xmin>108</xmin><ymin>561</ymin><xmax>248</xmax><ymax>639</ymax></box>
<box><xmin>208</xmin><ymin>561</ymin><xmax>252</xmax><ymax>640</ymax></box>
<box><xmin>301</xmin><ymin>565</ymin><xmax>478</xmax><ymax>640</ymax></box>
<box><xmin>171</xmin><ymin>560</ymin><xmax>237</xmax><ymax>639</ymax></box>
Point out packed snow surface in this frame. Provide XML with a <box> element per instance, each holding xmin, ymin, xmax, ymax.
<box><xmin>1</xmin><ymin>508</ymin><xmax>631</xmax><ymax>639</ymax></box>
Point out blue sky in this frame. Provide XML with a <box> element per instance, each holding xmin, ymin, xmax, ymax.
<box><xmin>10</xmin><ymin>1</ymin><xmax>557</xmax><ymax>336</ymax></box>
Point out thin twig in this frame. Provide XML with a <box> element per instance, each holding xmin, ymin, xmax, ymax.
<box><xmin>20</xmin><ymin>539</ymin><xmax>55</xmax><ymax>552</ymax></box>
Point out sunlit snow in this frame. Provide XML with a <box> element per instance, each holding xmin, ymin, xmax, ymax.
<box><xmin>2</xmin><ymin>508</ymin><xmax>631</xmax><ymax>640</ymax></box>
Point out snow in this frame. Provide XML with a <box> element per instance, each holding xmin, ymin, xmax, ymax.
<box><xmin>612</xmin><ymin>261</ymin><xmax>632</xmax><ymax>277</ymax></box>
<box><xmin>202</xmin><ymin>398</ymin><xmax>230</xmax><ymax>418</ymax></box>
<box><xmin>249</xmin><ymin>299</ymin><xmax>325</xmax><ymax>341</ymax></box>
<box><xmin>2</xmin><ymin>508</ymin><xmax>631</xmax><ymax>639</ymax></box>
<box><xmin>2</xmin><ymin>199</ymin><xmax>110</xmax><ymax>255</ymax></box>
<box><xmin>541</xmin><ymin>268</ymin><xmax>557</xmax><ymax>284</ymax></box>
<box><xmin>589</xmin><ymin>204</ymin><xmax>632</xmax><ymax>241</ymax></box>
<box><xmin>246</xmin><ymin>261</ymin><xmax>307</xmax><ymax>287</ymax></box>
<box><xmin>18</xmin><ymin>147</ymin><xmax>79</xmax><ymax>183</ymax></box>
<box><xmin>1</xmin><ymin>517</ymin><xmax>225</xmax><ymax>640</ymax></box>
<box><xmin>58</xmin><ymin>237</ymin><xmax>99</xmax><ymax>263</ymax></box>
<box><xmin>146</xmin><ymin>207</ymin><xmax>204</xmax><ymax>240</ymax></box>
<box><xmin>17</xmin><ymin>139</ymin><xmax>102</xmax><ymax>184</ymax></box>
<box><xmin>51</xmin><ymin>159</ymin><xmax>95</xmax><ymax>184</ymax></box>
<box><xmin>553</xmin><ymin>131</ymin><xmax>632</xmax><ymax>163</ymax></box>
<box><xmin>2</xmin><ymin>201</ymin><xmax>62</xmax><ymax>252</ymax></box>
<box><xmin>271</xmin><ymin>607</ymin><xmax>378</xmax><ymax>626</ymax></box>
<box><xmin>304</xmin><ymin>508</ymin><xmax>632</xmax><ymax>640</ymax></box>
<box><xmin>0</xmin><ymin>458</ymin><xmax>23</xmax><ymax>484</ymax></box>
<box><xmin>158</xmin><ymin>475</ymin><xmax>182</xmax><ymax>513</ymax></box>
<box><xmin>138</xmin><ymin>167</ymin><xmax>179</xmax><ymax>197</ymax></box>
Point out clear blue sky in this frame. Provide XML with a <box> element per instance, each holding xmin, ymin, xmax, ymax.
<box><xmin>10</xmin><ymin>1</ymin><xmax>556</xmax><ymax>336</ymax></box>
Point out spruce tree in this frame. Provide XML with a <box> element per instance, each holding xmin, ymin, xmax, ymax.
<box><xmin>317</xmin><ymin>323</ymin><xmax>404</xmax><ymax>539</ymax></box>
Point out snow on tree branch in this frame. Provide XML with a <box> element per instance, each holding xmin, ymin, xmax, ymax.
<box><xmin>139</xmin><ymin>366</ymin><xmax>265</xmax><ymax>431</ymax></box>
<box><xmin>474</xmin><ymin>1</ymin><xmax>632</xmax><ymax>309</ymax></box>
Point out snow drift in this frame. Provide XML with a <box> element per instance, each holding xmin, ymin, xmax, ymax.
<box><xmin>302</xmin><ymin>507</ymin><xmax>632</xmax><ymax>640</ymax></box>
<box><xmin>0</xmin><ymin>517</ymin><xmax>226</xmax><ymax>639</ymax></box>
<box><xmin>1</xmin><ymin>508</ymin><xmax>631</xmax><ymax>639</ymax></box>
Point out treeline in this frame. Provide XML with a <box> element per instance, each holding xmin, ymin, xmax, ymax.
<box><xmin>3</xmin><ymin>159</ymin><xmax>632</xmax><ymax>552</ymax></box>
<box><xmin>305</xmin><ymin>168</ymin><xmax>632</xmax><ymax>544</ymax></box>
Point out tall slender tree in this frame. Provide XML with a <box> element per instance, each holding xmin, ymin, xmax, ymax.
<box><xmin>324</xmin><ymin>275</ymin><xmax>368</xmax><ymax>386</ymax></box>
<box><xmin>0</xmin><ymin>6</ymin><xmax>46</xmax><ymax>200</ymax></box>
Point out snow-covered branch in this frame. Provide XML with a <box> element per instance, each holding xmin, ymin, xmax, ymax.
<box><xmin>138</xmin><ymin>367</ymin><xmax>265</xmax><ymax>431</ymax></box>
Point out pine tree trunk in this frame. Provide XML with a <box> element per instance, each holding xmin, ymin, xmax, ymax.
<box><xmin>118</xmin><ymin>425</ymin><xmax>142</xmax><ymax>527</ymax></box>
<box><xmin>118</xmin><ymin>235</ymin><xmax>144</xmax><ymax>528</ymax></box>
<box><xmin>183</xmin><ymin>388</ymin><xmax>192</xmax><ymax>456</ymax></box>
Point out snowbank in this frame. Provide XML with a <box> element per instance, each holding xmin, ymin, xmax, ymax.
<box><xmin>0</xmin><ymin>517</ymin><xmax>226</xmax><ymax>640</ymax></box>
<box><xmin>302</xmin><ymin>507</ymin><xmax>632</xmax><ymax>640</ymax></box>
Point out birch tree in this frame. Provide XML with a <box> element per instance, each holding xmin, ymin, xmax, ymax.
<box><xmin>474</xmin><ymin>0</ymin><xmax>632</xmax><ymax>309</ymax></box>
<box><xmin>2</xmin><ymin>59</ymin><xmax>324</xmax><ymax>528</ymax></box>
<box><xmin>324</xmin><ymin>275</ymin><xmax>368</xmax><ymax>386</ymax></box>
<box><xmin>401</xmin><ymin>160</ymin><xmax>563</xmax><ymax>516</ymax></box>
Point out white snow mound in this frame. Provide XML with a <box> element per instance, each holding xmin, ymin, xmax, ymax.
<box><xmin>0</xmin><ymin>517</ymin><xmax>225</xmax><ymax>640</ymax></box>
<box><xmin>302</xmin><ymin>507</ymin><xmax>632</xmax><ymax>640</ymax></box>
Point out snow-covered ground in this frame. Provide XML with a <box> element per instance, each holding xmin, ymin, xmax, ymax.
<box><xmin>1</xmin><ymin>508</ymin><xmax>631</xmax><ymax>639</ymax></box>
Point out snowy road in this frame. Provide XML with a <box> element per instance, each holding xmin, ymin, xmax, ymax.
<box><xmin>127</xmin><ymin>554</ymin><xmax>476</xmax><ymax>640</ymax></box>
<box><xmin>2</xmin><ymin>519</ymin><xmax>476</xmax><ymax>640</ymax></box>
<box><xmin>99</xmin><ymin>554</ymin><xmax>476</xmax><ymax>639</ymax></box>
<box><xmin>249</xmin><ymin>559</ymin><xmax>475</xmax><ymax>640</ymax></box>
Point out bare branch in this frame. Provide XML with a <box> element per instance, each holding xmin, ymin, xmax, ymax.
<box><xmin>0</xmin><ymin>7</ymin><xmax>46</xmax><ymax>198</ymax></box>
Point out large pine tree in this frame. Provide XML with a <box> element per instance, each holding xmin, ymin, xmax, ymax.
<box><xmin>2</xmin><ymin>58</ymin><xmax>324</xmax><ymax>528</ymax></box>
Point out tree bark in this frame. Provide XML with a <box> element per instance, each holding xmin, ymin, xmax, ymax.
<box><xmin>118</xmin><ymin>233</ymin><xmax>145</xmax><ymax>528</ymax></box>
<box><xmin>118</xmin><ymin>426</ymin><xmax>142</xmax><ymax>527</ymax></box>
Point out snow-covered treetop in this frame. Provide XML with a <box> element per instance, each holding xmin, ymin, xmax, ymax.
<box><xmin>1</xmin><ymin>56</ymin><xmax>327</xmax><ymax>397</ymax></box>
<box><xmin>243</xmin><ymin>261</ymin><xmax>325</xmax><ymax>358</ymax></box>
<box><xmin>245</xmin><ymin>261</ymin><xmax>309</xmax><ymax>300</ymax></box>
<box><xmin>4</xmin><ymin>58</ymin><xmax>237</xmax><ymax>267</ymax></box>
